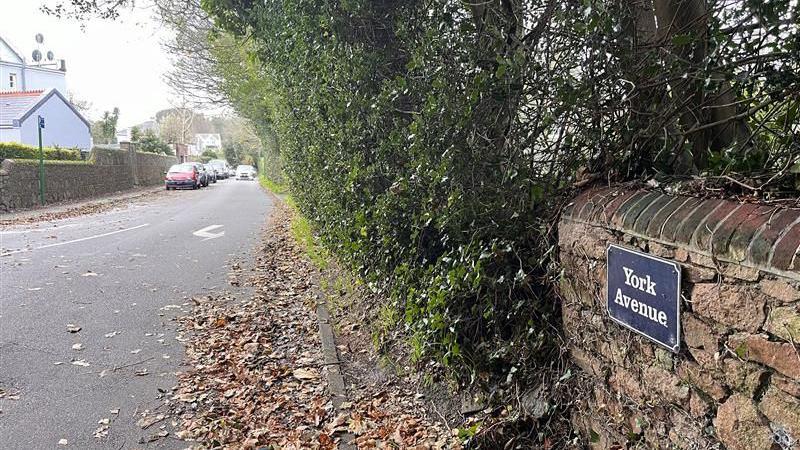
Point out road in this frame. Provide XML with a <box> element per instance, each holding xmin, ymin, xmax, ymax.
<box><xmin>0</xmin><ymin>179</ymin><xmax>273</xmax><ymax>449</ymax></box>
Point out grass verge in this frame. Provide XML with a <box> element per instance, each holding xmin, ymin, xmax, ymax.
<box><xmin>259</xmin><ymin>173</ymin><xmax>328</xmax><ymax>270</ymax></box>
<box><xmin>258</xmin><ymin>173</ymin><xmax>289</xmax><ymax>196</ymax></box>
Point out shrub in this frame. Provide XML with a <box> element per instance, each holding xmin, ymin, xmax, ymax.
<box><xmin>0</xmin><ymin>142</ymin><xmax>81</xmax><ymax>161</ymax></box>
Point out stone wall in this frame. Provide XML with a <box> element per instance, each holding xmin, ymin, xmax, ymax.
<box><xmin>559</xmin><ymin>186</ymin><xmax>800</xmax><ymax>450</ymax></box>
<box><xmin>0</xmin><ymin>147</ymin><xmax>176</xmax><ymax>211</ymax></box>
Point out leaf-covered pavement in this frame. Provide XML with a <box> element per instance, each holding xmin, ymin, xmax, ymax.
<box><xmin>172</xmin><ymin>205</ymin><xmax>458</xmax><ymax>448</ymax></box>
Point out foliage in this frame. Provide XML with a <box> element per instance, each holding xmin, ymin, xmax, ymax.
<box><xmin>201</xmin><ymin>0</ymin><xmax>800</xmax><ymax>387</ymax></box>
<box><xmin>0</xmin><ymin>142</ymin><xmax>81</xmax><ymax>161</ymax></box>
<box><xmin>12</xmin><ymin>158</ymin><xmax>91</xmax><ymax>166</ymax></box>
<box><xmin>91</xmin><ymin>107</ymin><xmax>119</xmax><ymax>145</ymax></box>
<box><xmin>137</xmin><ymin>129</ymin><xmax>174</xmax><ymax>155</ymax></box>
<box><xmin>258</xmin><ymin>173</ymin><xmax>289</xmax><ymax>196</ymax></box>
<box><xmin>130</xmin><ymin>126</ymin><xmax>142</xmax><ymax>143</ymax></box>
<box><xmin>200</xmin><ymin>148</ymin><xmax>218</xmax><ymax>163</ymax></box>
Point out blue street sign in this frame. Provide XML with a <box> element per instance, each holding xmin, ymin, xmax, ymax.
<box><xmin>38</xmin><ymin>116</ymin><xmax>45</xmax><ymax>129</ymax></box>
<box><xmin>607</xmin><ymin>244</ymin><xmax>681</xmax><ymax>352</ymax></box>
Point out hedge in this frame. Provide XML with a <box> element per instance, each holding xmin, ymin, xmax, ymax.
<box><xmin>0</xmin><ymin>142</ymin><xmax>81</xmax><ymax>161</ymax></box>
<box><xmin>11</xmin><ymin>158</ymin><xmax>91</xmax><ymax>166</ymax></box>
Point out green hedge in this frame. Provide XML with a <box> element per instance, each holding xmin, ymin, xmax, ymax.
<box><xmin>0</xmin><ymin>142</ymin><xmax>81</xmax><ymax>161</ymax></box>
<box><xmin>12</xmin><ymin>158</ymin><xmax>91</xmax><ymax>166</ymax></box>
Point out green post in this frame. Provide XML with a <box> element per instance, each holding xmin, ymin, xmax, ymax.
<box><xmin>37</xmin><ymin>115</ymin><xmax>45</xmax><ymax>205</ymax></box>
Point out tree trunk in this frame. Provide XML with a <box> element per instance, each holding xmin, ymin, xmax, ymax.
<box><xmin>652</xmin><ymin>0</ymin><xmax>750</xmax><ymax>170</ymax></box>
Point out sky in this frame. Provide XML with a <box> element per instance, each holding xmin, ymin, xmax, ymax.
<box><xmin>0</xmin><ymin>0</ymin><xmax>175</xmax><ymax>128</ymax></box>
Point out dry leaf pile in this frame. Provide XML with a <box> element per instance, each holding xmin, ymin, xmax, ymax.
<box><xmin>0</xmin><ymin>188</ymin><xmax>165</xmax><ymax>226</ymax></box>
<box><xmin>172</xmin><ymin>206</ymin><xmax>458</xmax><ymax>448</ymax></box>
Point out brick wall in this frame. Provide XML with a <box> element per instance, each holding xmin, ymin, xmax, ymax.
<box><xmin>559</xmin><ymin>186</ymin><xmax>800</xmax><ymax>449</ymax></box>
<box><xmin>0</xmin><ymin>148</ymin><xmax>176</xmax><ymax>211</ymax></box>
<box><xmin>135</xmin><ymin>151</ymin><xmax>175</xmax><ymax>186</ymax></box>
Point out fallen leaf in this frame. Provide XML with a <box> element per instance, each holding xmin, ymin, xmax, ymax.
<box><xmin>139</xmin><ymin>430</ymin><xmax>169</xmax><ymax>444</ymax></box>
<box><xmin>71</xmin><ymin>343</ymin><xmax>84</xmax><ymax>351</ymax></box>
<box><xmin>137</xmin><ymin>414</ymin><xmax>165</xmax><ymax>429</ymax></box>
<box><xmin>173</xmin><ymin>393</ymin><xmax>196</xmax><ymax>403</ymax></box>
<box><xmin>58</xmin><ymin>439</ymin><xmax>68</xmax><ymax>446</ymax></box>
<box><xmin>292</xmin><ymin>368</ymin><xmax>319</xmax><ymax>380</ymax></box>
<box><xmin>93</xmin><ymin>424</ymin><xmax>109</xmax><ymax>439</ymax></box>
<box><xmin>82</xmin><ymin>271</ymin><xmax>98</xmax><ymax>277</ymax></box>
<box><xmin>66</xmin><ymin>324</ymin><xmax>81</xmax><ymax>333</ymax></box>
<box><xmin>72</xmin><ymin>359</ymin><xmax>90</xmax><ymax>367</ymax></box>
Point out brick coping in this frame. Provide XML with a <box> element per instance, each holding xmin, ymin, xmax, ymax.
<box><xmin>562</xmin><ymin>187</ymin><xmax>800</xmax><ymax>282</ymax></box>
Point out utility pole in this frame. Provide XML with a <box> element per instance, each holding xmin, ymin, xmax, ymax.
<box><xmin>38</xmin><ymin>115</ymin><xmax>46</xmax><ymax>205</ymax></box>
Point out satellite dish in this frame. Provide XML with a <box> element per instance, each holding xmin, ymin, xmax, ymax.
<box><xmin>35</xmin><ymin>33</ymin><xmax>44</xmax><ymax>44</ymax></box>
<box><xmin>46</xmin><ymin>51</ymin><xmax>54</xmax><ymax>61</ymax></box>
<box><xmin>32</xmin><ymin>49</ymin><xmax>42</xmax><ymax>62</ymax></box>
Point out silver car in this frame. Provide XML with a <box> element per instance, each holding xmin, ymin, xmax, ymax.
<box><xmin>236</xmin><ymin>165</ymin><xmax>255</xmax><ymax>180</ymax></box>
<box><xmin>208</xmin><ymin>159</ymin><xmax>230</xmax><ymax>179</ymax></box>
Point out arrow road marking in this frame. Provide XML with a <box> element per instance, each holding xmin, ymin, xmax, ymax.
<box><xmin>193</xmin><ymin>224</ymin><xmax>225</xmax><ymax>241</ymax></box>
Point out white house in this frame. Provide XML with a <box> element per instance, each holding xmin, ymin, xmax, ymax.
<box><xmin>195</xmin><ymin>133</ymin><xmax>221</xmax><ymax>155</ymax></box>
<box><xmin>117</xmin><ymin>119</ymin><xmax>159</xmax><ymax>143</ymax></box>
<box><xmin>0</xmin><ymin>35</ymin><xmax>67</xmax><ymax>93</ymax></box>
<box><xmin>0</xmin><ymin>89</ymin><xmax>92</xmax><ymax>150</ymax></box>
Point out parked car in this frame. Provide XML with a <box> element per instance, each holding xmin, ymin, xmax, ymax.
<box><xmin>228</xmin><ymin>167</ymin><xmax>236</xmax><ymax>178</ymax></box>
<box><xmin>208</xmin><ymin>160</ymin><xmax>230</xmax><ymax>179</ymax></box>
<box><xmin>203</xmin><ymin>164</ymin><xmax>218</xmax><ymax>183</ymax></box>
<box><xmin>236</xmin><ymin>165</ymin><xmax>256</xmax><ymax>180</ymax></box>
<box><xmin>188</xmin><ymin>162</ymin><xmax>209</xmax><ymax>187</ymax></box>
<box><xmin>165</xmin><ymin>163</ymin><xmax>201</xmax><ymax>190</ymax></box>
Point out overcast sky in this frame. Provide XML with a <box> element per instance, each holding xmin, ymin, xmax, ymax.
<box><xmin>0</xmin><ymin>0</ymin><xmax>175</xmax><ymax>128</ymax></box>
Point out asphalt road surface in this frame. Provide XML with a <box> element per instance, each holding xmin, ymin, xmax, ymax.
<box><xmin>0</xmin><ymin>179</ymin><xmax>273</xmax><ymax>449</ymax></box>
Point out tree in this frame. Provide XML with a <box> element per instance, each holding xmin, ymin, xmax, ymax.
<box><xmin>67</xmin><ymin>91</ymin><xmax>92</xmax><ymax>116</ymax></box>
<box><xmin>135</xmin><ymin>129</ymin><xmax>173</xmax><ymax>155</ymax></box>
<box><xmin>130</xmin><ymin>126</ymin><xmax>142</xmax><ymax>143</ymax></box>
<box><xmin>222</xmin><ymin>143</ymin><xmax>241</xmax><ymax>167</ymax></box>
<box><xmin>200</xmin><ymin>148</ymin><xmax>218</xmax><ymax>163</ymax></box>
<box><xmin>91</xmin><ymin>107</ymin><xmax>119</xmax><ymax>145</ymax></box>
<box><xmin>159</xmin><ymin>109</ymin><xmax>194</xmax><ymax>144</ymax></box>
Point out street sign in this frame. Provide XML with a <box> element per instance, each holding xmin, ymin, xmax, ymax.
<box><xmin>37</xmin><ymin>115</ymin><xmax>45</xmax><ymax>205</ymax></box>
<box><xmin>606</xmin><ymin>244</ymin><xmax>681</xmax><ymax>352</ymax></box>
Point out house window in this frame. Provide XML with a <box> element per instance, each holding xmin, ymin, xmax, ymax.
<box><xmin>9</xmin><ymin>73</ymin><xmax>17</xmax><ymax>88</ymax></box>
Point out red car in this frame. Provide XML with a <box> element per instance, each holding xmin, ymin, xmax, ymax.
<box><xmin>165</xmin><ymin>163</ymin><xmax>201</xmax><ymax>190</ymax></box>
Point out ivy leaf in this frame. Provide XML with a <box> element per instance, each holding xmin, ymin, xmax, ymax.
<box><xmin>671</xmin><ymin>33</ymin><xmax>693</xmax><ymax>46</ymax></box>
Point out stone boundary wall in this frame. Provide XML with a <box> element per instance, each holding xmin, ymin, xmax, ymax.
<box><xmin>0</xmin><ymin>147</ymin><xmax>176</xmax><ymax>211</ymax></box>
<box><xmin>559</xmin><ymin>186</ymin><xmax>800</xmax><ymax>449</ymax></box>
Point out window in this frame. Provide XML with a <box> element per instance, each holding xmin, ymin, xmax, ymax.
<box><xmin>9</xmin><ymin>73</ymin><xmax>17</xmax><ymax>88</ymax></box>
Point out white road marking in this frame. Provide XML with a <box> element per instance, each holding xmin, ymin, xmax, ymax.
<box><xmin>192</xmin><ymin>224</ymin><xmax>225</xmax><ymax>240</ymax></box>
<box><xmin>0</xmin><ymin>223</ymin><xmax>150</xmax><ymax>257</ymax></box>
<box><xmin>0</xmin><ymin>223</ymin><xmax>82</xmax><ymax>235</ymax></box>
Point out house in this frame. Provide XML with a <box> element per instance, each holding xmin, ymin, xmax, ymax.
<box><xmin>0</xmin><ymin>35</ymin><xmax>67</xmax><ymax>93</ymax></box>
<box><xmin>195</xmin><ymin>133</ymin><xmax>221</xmax><ymax>154</ymax></box>
<box><xmin>0</xmin><ymin>89</ymin><xmax>92</xmax><ymax>150</ymax></box>
<box><xmin>117</xmin><ymin>119</ymin><xmax>159</xmax><ymax>143</ymax></box>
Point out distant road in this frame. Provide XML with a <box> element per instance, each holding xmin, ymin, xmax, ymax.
<box><xmin>0</xmin><ymin>179</ymin><xmax>273</xmax><ymax>449</ymax></box>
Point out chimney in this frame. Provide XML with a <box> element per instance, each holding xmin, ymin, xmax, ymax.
<box><xmin>59</xmin><ymin>59</ymin><xmax>66</xmax><ymax>72</ymax></box>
